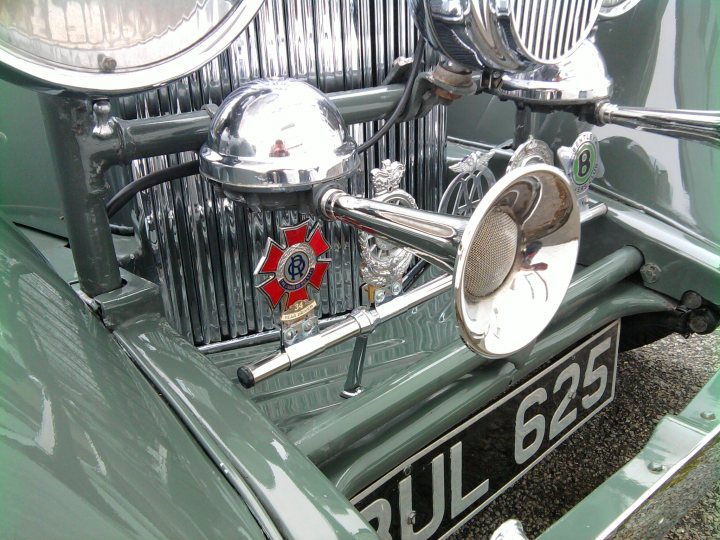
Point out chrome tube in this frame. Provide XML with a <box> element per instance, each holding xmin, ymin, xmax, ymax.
<box><xmin>320</xmin><ymin>188</ymin><xmax>467</xmax><ymax>273</ymax></box>
<box><xmin>595</xmin><ymin>102</ymin><xmax>720</xmax><ymax>147</ymax></box>
<box><xmin>237</xmin><ymin>275</ymin><xmax>452</xmax><ymax>387</ymax></box>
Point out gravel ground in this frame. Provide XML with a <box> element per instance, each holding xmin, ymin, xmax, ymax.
<box><xmin>453</xmin><ymin>330</ymin><xmax>720</xmax><ymax>539</ymax></box>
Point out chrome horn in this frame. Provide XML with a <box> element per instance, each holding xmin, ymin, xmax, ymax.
<box><xmin>318</xmin><ymin>164</ymin><xmax>581</xmax><ymax>358</ymax></box>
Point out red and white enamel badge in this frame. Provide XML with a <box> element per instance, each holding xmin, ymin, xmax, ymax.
<box><xmin>255</xmin><ymin>221</ymin><xmax>331</xmax><ymax>309</ymax></box>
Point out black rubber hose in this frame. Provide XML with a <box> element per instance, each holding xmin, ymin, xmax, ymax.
<box><xmin>106</xmin><ymin>159</ymin><xmax>200</xmax><ymax>218</ymax></box>
<box><xmin>357</xmin><ymin>37</ymin><xmax>426</xmax><ymax>154</ymax></box>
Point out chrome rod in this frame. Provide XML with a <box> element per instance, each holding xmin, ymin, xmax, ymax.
<box><xmin>320</xmin><ymin>188</ymin><xmax>467</xmax><ymax>272</ymax></box>
<box><xmin>595</xmin><ymin>102</ymin><xmax>720</xmax><ymax>147</ymax></box>
<box><xmin>237</xmin><ymin>274</ymin><xmax>453</xmax><ymax>388</ymax></box>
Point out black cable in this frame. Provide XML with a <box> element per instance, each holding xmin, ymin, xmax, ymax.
<box><xmin>110</xmin><ymin>224</ymin><xmax>135</xmax><ymax>236</ymax></box>
<box><xmin>106</xmin><ymin>160</ymin><xmax>200</xmax><ymax>218</ymax></box>
<box><xmin>402</xmin><ymin>257</ymin><xmax>429</xmax><ymax>291</ymax></box>
<box><xmin>357</xmin><ymin>37</ymin><xmax>426</xmax><ymax>154</ymax></box>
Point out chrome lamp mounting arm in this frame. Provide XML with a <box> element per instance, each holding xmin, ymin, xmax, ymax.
<box><xmin>591</xmin><ymin>102</ymin><xmax>720</xmax><ymax>148</ymax></box>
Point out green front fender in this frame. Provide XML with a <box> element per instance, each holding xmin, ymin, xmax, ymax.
<box><xmin>0</xmin><ymin>215</ymin><xmax>267</xmax><ymax>539</ymax></box>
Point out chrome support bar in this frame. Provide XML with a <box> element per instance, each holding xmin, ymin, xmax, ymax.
<box><xmin>580</xmin><ymin>201</ymin><xmax>608</xmax><ymax>224</ymax></box>
<box><xmin>595</xmin><ymin>102</ymin><xmax>720</xmax><ymax>147</ymax></box>
<box><xmin>237</xmin><ymin>275</ymin><xmax>453</xmax><ymax>388</ymax></box>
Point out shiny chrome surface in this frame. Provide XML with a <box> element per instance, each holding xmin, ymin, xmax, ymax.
<box><xmin>0</xmin><ymin>210</ymin><xmax>267</xmax><ymax>539</ymax></box>
<box><xmin>599</xmin><ymin>0</ymin><xmax>644</xmax><ymax>19</ymax></box>
<box><xmin>200</xmin><ymin>79</ymin><xmax>357</xmax><ymax>201</ymax></box>
<box><xmin>494</xmin><ymin>41</ymin><xmax>613</xmax><ymax>104</ymax></box>
<box><xmin>359</xmin><ymin>160</ymin><xmax>416</xmax><ymax>288</ymax></box>
<box><xmin>321</xmin><ymin>188</ymin><xmax>467</xmax><ymax>274</ymax></box>
<box><xmin>441</xmin><ymin>150</ymin><xmax>498</xmax><ymax>216</ymax></box>
<box><xmin>411</xmin><ymin>0</ymin><xmax>603</xmax><ymax>71</ymax></box>
<box><xmin>506</xmin><ymin>137</ymin><xmax>554</xmax><ymax>171</ymax></box>
<box><xmin>321</xmin><ymin>163</ymin><xmax>580</xmax><ymax>358</ymax></box>
<box><xmin>595</xmin><ymin>102</ymin><xmax>720</xmax><ymax>147</ymax></box>
<box><xmin>120</xmin><ymin>0</ymin><xmax>446</xmax><ymax>346</ymax></box>
<box><xmin>0</xmin><ymin>0</ymin><xmax>263</xmax><ymax>93</ymax></box>
<box><xmin>455</xmin><ymin>165</ymin><xmax>580</xmax><ymax>357</ymax></box>
<box><xmin>490</xmin><ymin>519</ymin><xmax>530</xmax><ymax>540</ymax></box>
<box><xmin>511</xmin><ymin>0</ymin><xmax>603</xmax><ymax>64</ymax></box>
<box><xmin>239</xmin><ymin>275</ymin><xmax>453</xmax><ymax>387</ymax></box>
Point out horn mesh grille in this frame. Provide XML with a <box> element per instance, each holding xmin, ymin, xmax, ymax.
<box><xmin>464</xmin><ymin>210</ymin><xmax>518</xmax><ymax>299</ymax></box>
<box><xmin>510</xmin><ymin>0</ymin><xmax>603</xmax><ymax>64</ymax></box>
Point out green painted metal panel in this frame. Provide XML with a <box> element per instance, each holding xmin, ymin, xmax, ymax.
<box><xmin>0</xmin><ymin>79</ymin><xmax>65</xmax><ymax>236</ymax></box>
<box><xmin>0</xmin><ymin>214</ymin><xmax>265</xmax><ymax>538</ymax></box>
<box><xmin>113</xmin><ymin>315</ymin><xmax>379</xmax><ymax>540</ymax></box>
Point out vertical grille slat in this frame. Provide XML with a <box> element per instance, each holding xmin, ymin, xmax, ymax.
<box><xmin>117</xmin><ymin>0</ymin><xmax>446</xmax><ymax>345</ymax></box>
<box><xmin>510</xmin><ymin>0</ymin><xmax>602</xmax><ymax>64</ymax></box>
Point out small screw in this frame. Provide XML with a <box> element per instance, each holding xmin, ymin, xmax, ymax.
<box><xmin>375</xmin><ymin>290</ymin><xmax>386</xmax><ymax>303</ymax></box>
<box><xmin>302</xmin><ymin>320</ymin><xmax>314</xmax><ymax>333</ymax></box>
<box><xmin>403</xmin><ymin>465</ymin><xmax>412</xmax><ymax>476</ymax></box>
<box><xmin>648</xmin><ymin>461</ymin><xmax>665</xmax><ymax>473</ymax></box>
<box><xmin>411</xmin><ymin>307</ymin><xmax>418</xmax><ymax>315</ymax></box>
<box><xmin>407</xmin><ymin>511</ymin><xmax>417</xmax><ymax>525</ymax></box>
<box><xmin>391</xmin><ymin>282</ymin><xmax>402</xmax><ymax>295</ymax></box>
<box><xmin>700</xmin><ymin>411</ymin><xmax>716</xmax><ymax>421</ymax></box>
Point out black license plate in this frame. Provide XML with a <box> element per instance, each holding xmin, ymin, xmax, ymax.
<box><xmin>352</xmin><ymin>321</ymin><xmax>620</xmax><ymax>539</ymax></box>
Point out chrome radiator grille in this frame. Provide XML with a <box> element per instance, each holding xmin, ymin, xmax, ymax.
<box><xmin>116</xmin><ymin>0</ymin><xmax>447</xmax><ymax>345</ymax></box>
<box><xmin>510</xmin><ymin>0</ymin><xmax>603</xmax><ymax>63</ymax></box>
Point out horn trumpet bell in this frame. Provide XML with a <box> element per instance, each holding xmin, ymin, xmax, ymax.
<box><xmin>318</xmin><ymin>164</ymin><xmax>580</xmax><ymax>357</ymax></box>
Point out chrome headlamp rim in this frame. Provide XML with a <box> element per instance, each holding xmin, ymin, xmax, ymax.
<box><xmin>0</xmin><ymin>0</ymin><xmax>264</xmax><ymax>94</ymax></box>
<box><xmin>454</xmin><ymin>164</ymin><xmax>580</xmax><ymax>358</ymax></box>
<box><xmin>411</xmin><ymin>0</ymin><xmax>604</xmax><ymax>72</ymax></box>
<box><xmin>599</xmin><ymin>0</ymin><xmax>644</xmax><ymax>19</ymax></box>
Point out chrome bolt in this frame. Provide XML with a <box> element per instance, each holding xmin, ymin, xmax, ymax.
<box><xmin>391</xmin><ymin>282</ymin><xmax>402</xmax><ymax>295</ymax></box>
<box><xmin>403</xmin><ymin>465</ymin><xmax>412</xmax><ymax>476</ymax></box>
<box><xmin>700</xmin><ymin>411</ymin><xmax>716</xmax><ymax>421</ymax></box>
<box><xmin>407</xmin><ymin>511</ymin><xmax>417</xmax><ymax>525</ymax></box>
<box><xmin>411</xmin><ymin>307</ymin><xmax>418</xmax><ymax>315</ymax></box>
<box><xmin>302</xmin><ymin>320</ymin><xmax>314</xmax><ymax>333</ymax></box>
<box><xmin>375</xmin><ymin>290</ymin><xmax>386</xmax><ymax>303</ymax></box>
<box><xmin>648</xmin><ymin>461</ymin><xmax>665</xmax><ymax>473</ymax></box>
<box><xmin>284</xmin><ymin>328</ymin><xmax>297</xmax><ymax>341</ymax></box>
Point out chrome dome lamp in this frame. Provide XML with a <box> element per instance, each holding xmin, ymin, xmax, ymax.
<box><xmin>199</xmin><ymin>78</ymin><xmax>359</xmax><ymax>211</ymax></box>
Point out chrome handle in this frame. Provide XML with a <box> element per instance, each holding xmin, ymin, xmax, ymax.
<box><xmin>595</xmin><ymin>102</ymin><xmax>720</xmax><ymax>147</ymax></box>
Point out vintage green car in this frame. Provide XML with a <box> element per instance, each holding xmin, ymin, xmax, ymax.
<box><xmin>0</xmin><ymin>1</ymin><xmax>718</xmax><ymax>538</ymax></box>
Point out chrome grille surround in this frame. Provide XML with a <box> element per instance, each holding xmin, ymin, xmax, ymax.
<box><xmin>114</xmin><ymin>0</ymin><xmax>447</xmax><ymax>346</ymax></box>
<box><xmin>411</xmin><ymin>0</ymin><xmax>602</xmax><ymax>71</ymax></box>
<box><xmin>510</xmin><ymin>0</ymin><xmax>603</xmax><ymax>64</ymax></box>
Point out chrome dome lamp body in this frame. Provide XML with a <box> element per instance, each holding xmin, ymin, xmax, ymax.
<box><xmin>200</xmin><ymin>79</ymin><xmax>358</xmax><ymax>210</ymax></box>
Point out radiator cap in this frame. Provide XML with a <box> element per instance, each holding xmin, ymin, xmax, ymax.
<box><xmin>200</xmin><ymin>78</ymin><xmax>358</xmax><ymax>210</ymax></box>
